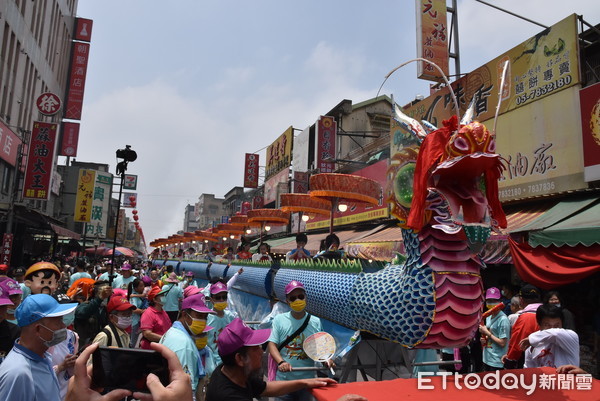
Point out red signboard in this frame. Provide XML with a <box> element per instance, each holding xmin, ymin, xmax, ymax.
<box><xmin>59</xmin><ymin>121</ymin><xmax>80</xmax><ymax>157</ymax></box>
<box><xmin>293</xmin><ymin>171</ymin><xmax>309</xmax><ymax>193</ymax></box>
<box><xmin>252</xmin><ymin>195</ymin><xmax>264</xmax><ymax>209</ymax></box>
<box><xmin>75</xmin><ymin>18</ymin><xmax>93</xmax><ymax>42</ymax></box>
<box><xmin>36</xmin><ymin>92</ymin><xmax>62</xmax><ymax>116</ymax></box>
<box><xmin>580</xmin><ymin>82</ymin><xmax>600</xmax><ymax>182</ymax></box>
<box><xmin>244</xmin><ymin>153</ymin><xmax>259</xmax><ymax>188</ymax></box>
<box><xmin>65</xmin><ymin>42</ymin><xmax>90</xmax><ymax>120</ymax></box>
<box><xmin>241</xmin><ymin>201</ymin><xmax>251</xmax><ymax>215</ymax></box>
<box><xmin>1</xmin><ymin>233</ymin><xmax>13</xmax><ymax>266</ymax></box>
<box><xmin>22</xmin><ymin>121</ymin><xmax>58</xmax><ymax>200</ymax></box>
<box><xmin>0</xmin><ymin>120</ymin><xmax>22</xmax><ymax>166</ymax></box>
<box><xmin>316</xmin><ymin>116</ymin><xmax>337</xmax><ymax>173</ymax></box>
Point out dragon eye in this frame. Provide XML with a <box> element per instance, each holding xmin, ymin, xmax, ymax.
<box><xmin>487</xmin><ymin>138</ymin><xmax>496</xmax><ymax>153</ymax></box>
<box><xmin>452</xmin><ymin>136</ymin><xmax>470</xmax><ymax>152</ymax></box>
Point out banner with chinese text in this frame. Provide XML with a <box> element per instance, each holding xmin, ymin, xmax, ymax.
<box><xmin>59</xmin><ymin>122</ymin><xmax>79</xmax><ymax>157</ymax></box>
<box><xmin>265</xmin><ymin>127</ymin><xmax>293</xmax><ymax>179</ymax></box>
<box><xmin>1</xmin><ymin>234</ymin><xmax>13</xmax><ymax>266</ymax></box>
<box><xmin>0</xmin><ymin>120</ymin><xmax>22</xmax><ymax>167</ymax></box>
<box><xmin>85</xmin><ymin>171</ymin><xmax>112</xmax><ymax>238</ymax></box>
<box><xmin>244</xmin><ymin>153</ymin><xmax>259</xmax><ymax>188</ymax></box>
<box><xmin>316</xmin><ymin>116</ymin><xmax>336</xmax><ymax>173</ymax></box>
<box><xmin>74</xmin><ymin>169</ymin><xmax>96</xmax><ymax>222</ymax></box>
<box><xmin>65</xmin><ymin>42</ymin><xmax>90</xmax><ymax>120</ymax></box>
<box><xmin>23</xmin><ymin>122</ymin><xmax>58</xmax><ymax>200</ymax></box>
<box><xmin>416</xmin><ymin>0</ymin><xmax>449</xmax><ymax>81</ymax></box>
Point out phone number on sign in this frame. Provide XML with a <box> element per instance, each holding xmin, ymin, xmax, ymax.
<box><xmin>500</xmin><ymin>181</ymin><xmax>556</xmax><ymax>199</ymax></box>
<box><xmin>516</xmin><ymin>75</ymin><xmax>572</xmax><ymax>105</ymax></box>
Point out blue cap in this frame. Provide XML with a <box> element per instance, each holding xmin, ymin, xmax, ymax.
<box><xmin>15</xmin><ymin>294</ymin><xmax>78</xmax><ymax>327</ymax></box>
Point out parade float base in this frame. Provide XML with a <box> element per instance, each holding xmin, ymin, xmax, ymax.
<box><xmin>312</xmin><ymin>367</ymin><xmax>599</xmax><ymax>401</ymax></box>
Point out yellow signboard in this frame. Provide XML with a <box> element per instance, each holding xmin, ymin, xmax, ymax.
<box><xmin>74</xmin><ymin>169</ymin><xmax>96</xmax><ymax>222</ymax></box>
<box><xmin>416</xmin><ymin>0</ymin><xmax>449</xmax><ymax>81</ymax></box>
<box><xmin>402</xmin><ymin>14</ymin><xmax>579</xmax><ymax>126</ymax></box>
<box><xmin>306</xmin><ymin>207</ymin><xmax>389</xmax><ymax>230</ymax></box>
<box><xmin>265</xmin><ymin>126</ymin><xmax>293</xmax><ymax>179</ymax></box>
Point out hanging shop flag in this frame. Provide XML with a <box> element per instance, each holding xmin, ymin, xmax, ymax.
<box><xmin>244</xmin><ymin>153</ymin><xmax>259</xmax><ymax>188</ymax></box>
<box><xmin>74</xmin><ymin>169</ymin><xmax>96</xmax><ymax>222</ymax></box>
<box><xmin>64</xmin><ymin>42</ymin><xmax>90</xmax><ymax>120</ymax></box>
<box><xmin>416</xmin><ymin>0</ymin><xmax>449</xmax><ymax>81</ymax></box>
<box><xmin>59</xmin><ymin>121</ymin><xmax>80</xmax><ymax>157</ymax></box>
<box><xmin>1</xmin><ymin>234</ymin><xmax>13</xmax><ymax>266</ymax></box>
<box><xmin>84</xmin><ymin>171</ymin><xmax>112</xmax><ymax>238</ymax></box>
<box><xmin>0</xmin><ymin>120</ymin><xmax>22</xmax><ymax>167</ymax></box>
<box><xmin>74</xmin><ymin>18</ymin><xmax>93</xmax><ymax>42</ymax></box>
<box><xmin>23</xmin><ymin>121</ymin><xmax>58</xmax><ymax>200</ymax></box>
<box><xmin>315</xmin><ymin>116</ymin><xmax>337</xmax><ymax>173</ymax></box>
<box><xmin>293</xmin><ymin>171</ymin><xmax>309</xmax><ymax>194</ymax></box>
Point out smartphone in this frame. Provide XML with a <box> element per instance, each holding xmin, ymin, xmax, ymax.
<box><xmin>91</xmin><ymin>346</ymin><xmax>170</xmax><ymax>393</ymax></box>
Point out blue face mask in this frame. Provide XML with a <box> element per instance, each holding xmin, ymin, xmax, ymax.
<box><xmin>63</xmin><ymin>313</ymin><xmax>75</xmax><ymax>327</ymax></box>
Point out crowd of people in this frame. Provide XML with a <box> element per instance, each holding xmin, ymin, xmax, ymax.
<box><xmin>0</xmin><ymin>258</ymin><xmax>367</xmax><ymax>401</ymax></box>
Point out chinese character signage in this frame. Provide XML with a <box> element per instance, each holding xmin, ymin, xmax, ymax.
<box><xmin>74</xmin><ymin>18</ymin><xmax>93</xmax><ymax>42</ymax></box>
<box><xmin>117</xmin><ymin>209</ymin><xmax>126</xmax><ymax>236</ymax></box>
<box><xmin>59</xmin><ymin>122</ymin><xmax>80</xmax><ymax>157</ymax></box>
<box><xmin>244</xmin><ymin>153</ymin><xmax>259</xmax><ymax>188</ymax></box>
<box><xmin>265</xmin><ymin>127</ymin><xmax>293</xmax><ymax>179</ymax></box>
<box><xmin>264</xmin><ymin>168</ymin><xmax>289</xmax><ymax>205</ymax></box>
<box><xmin>252</xmin><ymin>195</ymin><xmax>264</xmax><ymax>209</ymax></box>
<box><xmin>123</xmin><ymin>174</ymin><xmax>138</xmax><ymax>190</ymax></box>
<box><xmin>23</xmin><ymin>121</ymin><xmax>58</xmax><ymax>200</ymax></box>
<box><xmin>416</xmin><ymin>0</ymin><xmax>449</xmax><ymax>81</ymax></box>
<box><xmin>316</xmin><ymin>116</ymin><xmax>336</xmax><ymax>173</ymax></box>
<box><xmin>580</xmin><ymin>82</ymin><xmax>600</xmax><ymax>182</ymax></box>
<box><xmin>74</xmin><ymin>169</ymin><xmax>96</xmax><ymax>222</ymax></box>
<box><xmin>0</xmin><ymin>120</ymin><xmax>22</xmax><ymax>166</ymax></box>
<box><xmin>123</xmin><ymin>192</ymin><xmax>137</xmax><ymax>208</ymax></box>
<box><xmin>293</xmin><ymin>171</ymin><xmax>309</xmax><ymax>194</ymax></box>
<box><xmin>85</xmin><ymin>171</ymin><xmax>112</xmax><ymax>238</ymax></box>
<box><xmin>1</xmin><ymin>234</ymin><xmax>13</xmax><ymax>266</ymax></box>
<box><xmin>65</xmin><ymin>42</ymin><xmax>90</xmax><ymax>120</ymax></box>
<box><xmin>36</xmin><ymin>92</ymin><xmax>61</xmax><ymax>116</ymax></box>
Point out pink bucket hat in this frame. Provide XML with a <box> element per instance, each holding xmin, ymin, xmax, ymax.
<box><xmin>285</xmin><ymin>280</ymin><xmax>305</xmax><ymax>294</ymax></box>
<box><xmin>184</xmin><ymin>285</ymin><xmax>202</xmax><ymax>298</ymax></box>
<box><xmin>217</xmin><ymin>318</ymin><xmax>271</xmax><ymax>356</ymax></box>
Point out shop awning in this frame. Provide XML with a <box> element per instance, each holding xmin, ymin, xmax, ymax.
<box><xmin>345</xmin><ymin>225</ymin><xmax>404</xmax><ymax>262</ymax></box>
<box><xmin>528</xmin><ymin>198</ymin><xmax>600</xmax><ymax>247</ymax></box>
<box><xmin>513</xmin><ymin>197</ymin><xmax>597</xmax><ymax>233</ymax></box>
<box><xmin>50</xmin><ymin>223</ymin><xmax>81</xmax><ymax>240</ymax></box>
<box><xmin>251</xmin><ymin>236</ymin><xmax>296</xmax><ymax>253</ymax></box>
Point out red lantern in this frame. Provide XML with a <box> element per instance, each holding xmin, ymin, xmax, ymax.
<box><xmin>132</xmin><ymin>210</ymin><xmax>138</xmax><ymax>215</ymax></box>
<box><xmin>133</xmin><ymin>215</ymin><xmax>139</xmax><ymax>221</ymax></box>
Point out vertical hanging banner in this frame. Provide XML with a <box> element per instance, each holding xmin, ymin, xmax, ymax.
<box><xmin>74</xmin><ymin>169</ymin><xmax>96</xmax><ymax>222</ymax></box>
<box><xmin>1</xmin><ymin>234</ymin><xmax>13</xmax><ymax>266</ymax></box>
<box><xmin>416</xmin><ymin>0</ymin><xmax>449</xmax><ymax>81</ymax></box>
<box><xmin>74</xmin><ymin>18</ymin><xmax>93</xmax><ymax>42</ymax></box>
<box><xmin>59</xmin><ymin>122</ymin><xmax>80</xmax><ymax>157</ymax></box>
<box><xmin>315</xmin><ymin>116</ymin><xmax>337</xmax><ymax>173</ymax></box>
<box><xmin>85</xmin><ymin>171</ymin><xmax>112</xmax><ymax>238</ymax></box>
<box><xmin>244</xmin><ymin>153</ymin><xmax>259</xmax><ymax>188</ymax></box>
<box><xmin>0</xmin><ymin>120</ymin><xmax>22</xmax><ymax>167</ymax></box>
<box><xmin>265</xmin><ymin>127</ymin><xmax>293</xmax><ymax>179</ymax></box>
<box><xmin>293</xmin><ymin>171</ymin><xmax>309</xmax><ymax>193</ymax></box>
<box><xmin>122</xmin><ymin>192</ymin><xmax>138</xmax><ymax>208</ymax></box>
<box><xmin>23</xmin><ymin>121</ymin><xmax>58</xmax><ymax>200</ymax></box>
<box><xmin>64</xmin><ymin>42</ymin><xmax>90</xmax><ymax>120</ymax></box>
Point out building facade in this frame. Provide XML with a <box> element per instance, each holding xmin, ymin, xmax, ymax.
<box><xmin>194</xmin><ymin>193</ymin><xmax>224</xmax><ymax>230</ymax></box>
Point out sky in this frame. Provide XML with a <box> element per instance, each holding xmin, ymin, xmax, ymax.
<box><xmin>72</xmin><ymin>0</ymin><xmax>600</xmax><ymax>246</ymax></box>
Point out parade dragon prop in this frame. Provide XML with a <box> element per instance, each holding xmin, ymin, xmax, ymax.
<box><xmin>155</xmin><ymin>60</ymin><xmax>507</xmax><ymax>348</ymax></box>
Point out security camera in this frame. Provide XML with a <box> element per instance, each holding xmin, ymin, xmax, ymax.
<box><xmin>116</xmin><ymin>145</ymin><xmax>137</xmax><ymax>162</ymax></box>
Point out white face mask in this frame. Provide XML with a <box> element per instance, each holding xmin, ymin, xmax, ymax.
<box><xmin>39</xmin><ymin>324</ymin><xmax>68</xmax><ymax>347</ymax></box>
<box><xmin>115</xmin><ymin>315</ymin><xmax>133</xmax><ymax>329</ymax></box>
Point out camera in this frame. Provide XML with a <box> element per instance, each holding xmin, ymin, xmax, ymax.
<box><xmin>116</xmin><ymin>145</ymin><xmax>137</xmax><ymax>162</ymax></box>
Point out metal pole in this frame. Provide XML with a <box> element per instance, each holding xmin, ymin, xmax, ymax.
<box><xmin>110</xmin><ymin>172</ymin><xmax>125</xmax><ymax>286</ymax></box>
<box><xmin>81</xmin><ymin>223</ymin><xmax>88</xmax><ymax>258</ymax></box>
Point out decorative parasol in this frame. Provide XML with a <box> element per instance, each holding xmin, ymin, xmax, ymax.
<box><xmin>309</xmin><ymin>173</ymin><xmax>382</xmax><ymax>234</ymax></box>
<box><xmin>247</xmin><ymin>208</ymin><xmax>291</xmax><ymax>243</ymax></box>
<box><xmin>280</xmin><ymin>193</ymin><xmax>331</xmax><ymax>233</ymax></box>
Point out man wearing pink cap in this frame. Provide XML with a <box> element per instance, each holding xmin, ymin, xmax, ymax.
<box><xmin>479</xmin><ymin>287</ymin><xmax>510</xmax><ymax>371</ymax></box>
<box><xmin>206</xmin><ymin>318</ymin><xmax>337</xmax><ymax>401</ymax></box>
<box><xmin>267</xmin><ymin>280</ymin><xmax>331</xmax><ymax>401</ymax></box>
<box><xmin>206</xmin><ymin>281</ymin><xmax>238</xmax><ymax>367</ymax></box>
<box><xmin>160</xmin><ymin>294</ymin><xmax>216</xmax><ymax>400</ymax></box>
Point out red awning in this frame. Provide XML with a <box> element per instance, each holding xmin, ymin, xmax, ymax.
<box><xmin>509</xmin><ymin>237</ymin><xmax>600</xmax><ymax>289</ymax></box>
<box><xmin>50</xmin><ymin>223</ymin><xmax>81</xmax><ymax>240</ymax></box>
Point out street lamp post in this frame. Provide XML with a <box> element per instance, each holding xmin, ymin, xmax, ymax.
<box><xmin>110</xmin><ymin>145</ymin><xmax>137</xmax><ymax>286</ymax></box>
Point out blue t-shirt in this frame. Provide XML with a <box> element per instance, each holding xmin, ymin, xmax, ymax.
<box><xmin>161</xmin><ymin>283</ymin><xmax>183</xmax><ymax>312</ymax></box>
<box><xmin>0</xmin><ymin>341</ymin><xmax>61</xmax><ymax>401</ymax></box>
<box><xmin>69</xmin><ymin>272</ymin><xmax>92</xmax><ymax>286</ymax></box>
<box><xmin>130</xmin><ymin>293</ymin><xmax>144</xmax><ymax>327</ymax></box>
<box><xmin>112</xmin><ymin>275</ymin><xmax>136</xmax><ymax>290</ymax></box>
<box><xmin>206</xmin><ymin>309</ymin><xmax>237</xmax><ymax>367</ymax></box>
<box><xmin>19</xmin><ymin>283</ymin><xmax>31</xmax><ymax>300</ymax></box>
<box><xmin>483</xmin><ymin>311</ymin><xmax>510</xmax><ymax>368</ymax></box>
<box><xmin>268</xmin><ymin>312</ymin><xmax>323</xmax><ymax>381</ymax></box>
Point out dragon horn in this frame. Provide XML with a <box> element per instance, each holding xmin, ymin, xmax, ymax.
<box><xmin>393</xmin><ymin>103</ymin><xmax>428</xmax><ymax>141</ymax></box>
<box><xmin>460</xmin><ymin>97</ymin><xmax>476</xmax><ymax>126</ymax></box>
<box><xmin>493</xmin><ymin>60</ymin><xmax>510</xmax><ymax>136</ymax></box>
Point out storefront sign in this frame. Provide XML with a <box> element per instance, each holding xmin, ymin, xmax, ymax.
<box><xmin>1</xmin><ymin>234</ymin><xmax>13</xmax><ymax>266</ymax></box>
<box><xmin>243</xmin><ymin>153</ymin><xmax>259</xmax><ymax>188</ymax></box>
<box><xmin>36</xmin><ymin>92</ymin><xmax>61</xmax><ymax>116</ymax></box>
<box><xmin>85</xmin><ymin>171</ymin><xmax>112</xmax><ymax>238</ymax></box>
<box><xmin>74</xmin><ymin>169</ymin><xmax>96</xmax><ymax>222</ymax></box>
<box><xmin>264</xmin><ymin>168</ymin><xmax>289</xmax><ymax>205</ymax></box>
<box><xmin>59</xmin><ymin>122</ymin><xmax>80</xmax><ymax>157</ymax></box>
<box><xmin>252</xmin><ymin>195</ymin><xmax>264</xmax><ymax>209</ymax></box>
<box><xmin>74</xmin><ymin>18</ymin><xmax>93</xmax><ymax>42</ymax></box>
<box><xmin>265</xmin><ymin>127</ymin><xmax>293</xmax><ymax>179</ymax></box>
<box><xmin>316</xmin><ymin>116</ymin><xmax>336</xmax><ymax>173</ymax></box>
<box><xmin>23</xmin><ymin>122</ymin><xmax>58</xmax><ymax>200</ymax></box>
<box><xmin>293</xmin><ymin>171</ymin><xmax>309</xmax><ymax>194</ymax></box>
<box><xmin>65</xmin><ymin>42</ymin><xmax>90</xmax><ymax>120</ymax></box>
<box><xmin>123</xmin><ymin>192</ymin><xmax>137</xmax><ymax>208</ymax></box>
<box><xmin>416</xmin><ymin>0</ymin><xmax>449</xmax><ymax>81</ymax></box>
<box><xmin>123</xmin><ymin>174</ymin><xmax>138</xmax><ymax>190</ymax></box>
<box><xmin>0</xmin><ymin>120</ymin><xmax>22</xmax><ymax>167</ymax></box>
<box><xmin>580</xmin><ymin>82</ymin><xmax>600</xmax><ymax>182</ymax></box>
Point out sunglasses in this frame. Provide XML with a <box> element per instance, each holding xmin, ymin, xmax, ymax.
<box><xmin>212</xmin><ymin>294</ymin><xmax>228</xmax><ymax>301</ymax></box>
<box><xmin>288</xmin><ymin>294</ymin><xmax>305</xmax><ymax>302</ymax></box>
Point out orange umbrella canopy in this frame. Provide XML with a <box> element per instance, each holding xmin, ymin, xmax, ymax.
<box><xmin>309</xmin><ymin>173</ymin><xmax>381</xmax><ymax>205</ymax></box>
<box><xmin>280</xmin><ymin>193</ymin><xmax>331</xmax><ymax>215</ymax></box>
<box><xmin>247</xmin><ymin>208</ymin><xmax>290</xmax><ymax>225</ymax></box>
<box><xmin>216</xmin><ymin>224</ymin><xmax>245</xmax><ymax>235</ymax></box>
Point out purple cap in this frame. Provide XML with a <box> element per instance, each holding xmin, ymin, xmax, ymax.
<box><xmin>485</xmin><ymin>287</ymin><xmax>501</xmax><ymax>300</ymax></box>
<box><xmin>0</xmin><ymin>285</ymin><xmax>14</xmax><ymax>307</ymax></box>
<box><xmin>184</xmin><ymin>285</ymin><xmax>201</xmax><ymax>298</ymax></box>
<box><xmin>285</xmin><ymin>280</ymin><xmax>305</xmax><ymax>294</ymax></box>
<box><xmin>185</xmin><ymin>271</ymin><xmax>194</xmax><ymax>277</ymax></box>
<box><xmin>121</xmin><ymin>263</ymin><xmax>132</xmax><ymax>271</ymax></box>
<box><xmin>142</xmin><ymin>276</ymin><xmax>152</xmax><ymax>286</ymax></box>
<box><xmin>210</xmin><ymin>281</ymin><xmax>228</xmax><ymax>295</ymax></box>
<box><xmin>182</xmin><ymin>294</ymin><xmax>215</xmax><ymax>314</ymax></box>
<box><xmin>0</xmin><ymin>278</ymin><xmax>22</xmax><ymax>296</ymax></box>
<box><xmin>217</xmin><ymin>318</ymin><xmax>271</xmax><ymax>356</ymax></box>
